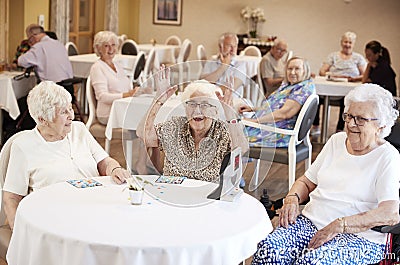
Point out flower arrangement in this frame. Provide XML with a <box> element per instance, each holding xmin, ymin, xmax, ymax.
<box><xmin>240</xmin><ymin>6</ymin><xmax>266</xmax><ymax>38</ymax></box>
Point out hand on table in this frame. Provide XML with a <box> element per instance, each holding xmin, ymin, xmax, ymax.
<box><xmin>111</xmin><ymin>167</ymin><xmax>131</xmax><ymax>184</ymax></box>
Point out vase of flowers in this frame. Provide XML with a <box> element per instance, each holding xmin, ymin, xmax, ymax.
<box><xmin>240</xmin><ymin>6</ymin><xmax>266</xmax><ymax>38</ymax></box>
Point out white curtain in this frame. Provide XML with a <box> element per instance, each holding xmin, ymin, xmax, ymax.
<box><xmin>50</xmin><ymin>0</ymin><xmax>69</xmax><ymax>44</ymax></box>
<box><xmin>105</xmin><ymin>0</ymin><xmax>119</xmax><ymax>34</ymax></box>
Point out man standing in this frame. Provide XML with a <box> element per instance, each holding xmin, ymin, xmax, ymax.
<box><xmin>18</xmin><ymin>24</ymin><xmax>73</xmax><ymax>84</ymax></box>
<box><xmin>261</xmin><ymin>39</ymin><xmax>288</xmax><ymax>96</ymax></box>
<box><xmin>200</xmin><ymin>32</ymin><xmax>246</xmax><ymax>97</ymax></box>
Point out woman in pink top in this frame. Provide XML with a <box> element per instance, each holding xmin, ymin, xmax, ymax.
<box><xmin>90</xmin><ymin>31</ymin><xmax>138</xmax><ymax>125</ymax></box>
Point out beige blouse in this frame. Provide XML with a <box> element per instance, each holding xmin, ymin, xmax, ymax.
<box><xmin>155</xmin><ymin>116</ymin><xmax>231</xmax><ymax>183</ymax></box>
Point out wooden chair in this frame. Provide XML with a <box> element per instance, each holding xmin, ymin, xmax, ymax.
<box><xmin>242</xmin><ymin>94</ymin><xmax>319</xmax><ymax>191</ymax></box>
<box><xmin>126</xmin><ymin>51</ymin><xmax>145</xmax><ymax>85</ymax></box>
<box><xmin>139</xmin><ymin>48</ymin><xmax>156</xmax><ymax>87</ymax></box>
<box><xmin>196</xmin><ymin>44</ymin><xmax>207</xmax><ymax>79</ymax></box>
<box><xmin>173</xmin><ymin>39</ymin><xmax>192</xmax><ymax>88</ymax></box>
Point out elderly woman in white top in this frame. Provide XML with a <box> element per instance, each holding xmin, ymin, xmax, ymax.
<box><xmin>3</xmin><ymin>81</ymin><xmax>131</xmax><ymax>230</ymax></box>
<box><xmin>90</xmin><ymin>31</ymin><xmax>138</xmax><ymax>125</ymax></box>
<box><xmin>252</xmin><ymin>83</ymin><xmax>400</xmax><ymax>265</ymax></box>
<box><xmin>137</xmin><ymin>67</ymin><xmax>248</xmax><ymax>182</ymax></box>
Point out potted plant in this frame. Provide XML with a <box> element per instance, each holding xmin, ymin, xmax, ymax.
<box><xmin>126</xmin><ymin>176</ymin><xmax>152</xmax><ymax>205</ymax></box>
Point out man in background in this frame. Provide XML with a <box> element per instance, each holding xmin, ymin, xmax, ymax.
<box><xmin>200</xmin><ymin>32</ymin><xmax>246</xmax><ymax>97</ymax></box>
<box><xmin>260</xmin><ymin>39</ymin><xmax>289</xmax><ymax>96</ymax></box>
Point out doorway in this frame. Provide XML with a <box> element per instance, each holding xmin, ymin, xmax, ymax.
<box><xmin>69</xmin><ymin>0</ymin><xmax>94</xmax><ymax>54</ymax></box>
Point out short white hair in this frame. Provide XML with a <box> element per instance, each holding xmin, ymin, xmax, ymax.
<box><xmin>181</xmin><ymin>80</ymin><xmax>223</xmax><ymax>106</ymax></box>
<box><xmin>344</xmin><ymin>83</ymin><xmax>399</xmax><ymax>138</ymax></box>
<box><xmin>341</xmin><ymin>31</ymin><xmax>356</xmax><ymax>42</ymax></box>
<box><xmin>93</xmin><ymin>31</ymin><xmax>119</xmax><ymax>56</ymax></box>
<box><xmin>27</xmin><ymin>81</ymin><xmax>72</xmax><ymax>124</ymax></box>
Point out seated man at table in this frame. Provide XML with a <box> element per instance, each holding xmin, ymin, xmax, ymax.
<box><xmin>137</xmin><ymin>67</ymin><xmax>248</xmax><ymax>182</ymax></box>
<box><xmin>200</xmin><ymin>32</ymin><xmax>246</xmax><ymax>97</ymax></box>
<box><xmin>260</xmin><ymin>39</ymin><xmax>288</xmax><ymax>96</ymax></box>
<box><xmin>17</xmin><ymin>24</ymin><xmax>73</xmax><ymax>84</ymax></box>
<box><xmin>2</xmin><ymin>81</ymin><xmax>131</xmax><ymax>230</ymax></box>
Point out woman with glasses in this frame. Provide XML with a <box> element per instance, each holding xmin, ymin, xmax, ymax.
<box><xmin>137</xmin><ymin>67</ymin><xmax>248</xmax><ymax>182</ymax></box>
<box><xmin>252</xmin><ymin>83</ymin><xmax>400</xmax><ymax>265</ymax></box>
<box><xmin>239</xmin><ymin>56</ymin><xmax>315</xmax><ymax>148</ymax></box>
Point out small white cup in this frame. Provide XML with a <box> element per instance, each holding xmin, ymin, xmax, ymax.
<box><xmin>129</xmin><ymin>190</ymin><xmax>144</xmax><ymax>205</ymax></box>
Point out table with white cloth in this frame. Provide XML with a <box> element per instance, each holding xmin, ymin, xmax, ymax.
<box><xmin>0</xmin><ymin>71</ymin><xmax>36</xmax><ymax>144</ymax></box>
<box><xmin>137</xmin><ymin>44</ymin><xmax>179</xmax><ymax>68</ymax></box>
<box><xmin>236</xmin><ymin>55</ymin><xmax>261</xmax><ymax>78</ymax></box>
<box><xmin>314</xmin><ymin>76</ymin><xmax>360</xmax><ymax>143</ymax></box>
<box><xmin>7</xmin><ymin>175</ymin><xmax>272</xmax><ymax>265</ymax></box>
<box><xmin>69</xmin><ymin>53</ymin><xmax>137</xmax><ymax>78</ymax></box>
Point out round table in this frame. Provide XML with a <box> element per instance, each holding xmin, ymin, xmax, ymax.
<box><xmin>7</xmin><ymin>176</ymin><xmax>272</xmax><ymax>265</ymax></box>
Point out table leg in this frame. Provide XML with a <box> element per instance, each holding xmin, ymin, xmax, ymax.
<box><xmin>321</xmin><ymin>96</ymin><xmax>330</xmax><ymax>144</ymax></box>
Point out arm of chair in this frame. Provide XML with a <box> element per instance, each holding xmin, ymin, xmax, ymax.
<box><xmin>241</xmin><ymin>119</ymin><xmax>296</xmax><ymax>136</ymax></box>
<box><xmin>372</xmin><ymin>223</ymin><xmax>400</xmax><ymax>234</ymax></box>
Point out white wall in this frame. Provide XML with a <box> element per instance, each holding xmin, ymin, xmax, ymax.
<box><xmin>138</xmin><ymin>0</ymin><xmax>400</xmax><ymax>88</ymax></box>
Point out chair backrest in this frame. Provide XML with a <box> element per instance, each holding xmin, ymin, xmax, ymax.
<box><xmin>85</xmin><ymin>76</ymin><xmax>97</xmax><ymax>129</ymax></box>
<box><xmin>132</xmin><ymin>51</ymin><xmax>146</xmax><ymax>82</ymax></box>
<box><xmin>141</xmin><ymin>48</ymin><xmax>156</xmax><ymax>85</ymax></box>
<box><xmin>257</xmin><ymin>59</ymin><xmax>266</xmax><ymax>95</ymax></box>
<box><xmin>197</xmin><ymin>44</ymin><xmax>207</xmax><ymax>64</ymax></box>
<box><xmin>240</xmin><ymin>46</ymin><xmax>262</xmax><ymax>57</ymax></box>
<box><xmin>121</xmin><ymin>39</ymin><xmax>139</xmax><ymax>55</ymax></box>
<box><xmin>0</xmin><ymin>130</ymin><xmax>30</xmax><ymax>226</ymax></box>
<box><xmin>165</xmin><ymin>35</ymin><xmax>182</xmax><ymax>46</ymax></box>
<box><xmin>177</xmin><ymin>39</ymin><xmax>192</xmax><ymax>63</ymax></box>
<box><xmin>294</xmin><ymin>94</ymin><xmax>319</xmax><ymax>143</ymax></box>
<box><xmin>65</xmin><ymin>42</ymin><xmax>79</xmax><ymax>56</ymax></box>
<box><xmin>386</xmin><ymin>118</ymin><xmax>400</xmax><ymax>152</ymax></box>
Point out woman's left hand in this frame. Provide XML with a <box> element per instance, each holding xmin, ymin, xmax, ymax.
<box><xmin>308</xmin><ymin>220</ymin><xmax>341</xmax><ymax>249</ymax></box>
<box><xmin>111</xmin><ymin>167</ymin><xmax>131</xmax><ymax>184</ymax></box>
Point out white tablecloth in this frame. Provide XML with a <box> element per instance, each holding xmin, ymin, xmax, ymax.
<box><xmin>0</xmin><ymin>71</ymin><xmax>36</xmax><ymax>119</ymax></box>
<box><xmin>138</xmin><ymin>44</ymin><xmax>178</xmax><ymax>67</ymax></box>
<box><xmin>236</xmin><ymin>55</ymin><xmax>261</xmax><ymax>78</ymax></box>
<box><xmin>314</xmin><ymin>76</ymin><xmax>360</xmax><ymax>142</ymax></box>
<box><xmin>69</xmin><ymin>54</ymin><xmax>137</xmax><ymax>78</ymax></box>
<box><xmin>7</xmin><ymin>176</ymin><xmax>272</xmax><ymax>265</ymax></box>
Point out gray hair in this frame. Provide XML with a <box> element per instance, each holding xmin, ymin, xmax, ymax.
<box><xmin>341</xmin><ymin>31</ymin><xmax>356</xmax><ymax>42</ymax></box>
<box><xmin>284</xmin><ymin>56</ymin><xmax>311</xmax><ymax>83</ymax></box>
<box><xmin>218</xmin><ymin>32</ymin><xmax>239</xmax><ymax>47</ymax></box>
<box><xmin>344</xmin><ymin>83</ymin><xmax>399</xmax><ymax>138</ymax></box>
<box><xmin>27</xmin><ymin>81</ymin><xmax>72</xmax><ymax>124</ymax></box>
<box><xmin>93</xmin><ymin>31</ymin><xmax>119</xmax><ymax>56</ymax></box>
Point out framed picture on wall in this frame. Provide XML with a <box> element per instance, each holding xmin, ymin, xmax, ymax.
<box><xmin>153</xmin><ymin>0</ymin><xmax>182</xmax><ymax>26</ymax></box>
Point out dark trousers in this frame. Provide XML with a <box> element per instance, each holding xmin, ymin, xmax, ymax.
<box><xmin>313</xmin><ymin>96</ymin><xmax>345</xmax><ymax>131</ymax></box>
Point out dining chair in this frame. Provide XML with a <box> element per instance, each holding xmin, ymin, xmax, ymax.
<box><xmin>196</xmin><ymin>44</ymin><xmax>207</xmax><ymax>79</ymax></box>
<box><xmin>239</xmin><ymin>45</ymin><xmax>262</xmax><ymax>57</ymax></box>
<box><xmin>65</xmin><ymin>41</ymin><xmax>79</xmax><ymax>56</ymax></box>
<box><xmin>121</xmin><ymin>39</ymin><xmax>139</xmax><ymax>56</ymax></box>
<box><xmin>139</xmin><ymin>48</ymin><xmax>156</xmax><ymax>87</ymax></box>
<box><xmin>127</xmin><ymin>51</ymin><xmax>146</xmax><ymax>85</ymax></box>
<box><xmin>86</xmin><ymin>77</ymin><xmax>136</xmax><ymax>169</ymax></box>
<box><xmin>0</xmin><ymin>130</ymin><xmax>30</xmax><ymax>260</ymax></box>
<box><xmin>173</xmin><ymin>39</ymin><xmax>192</xmax><ymax>89</ymax></box>
<box><xmin>242</xmin><ymin>94</ymin><xmax>319</xmax><ymax>192</ymax></box>
<box><xmin>165</xmin><ymin>35</ymin><xmax>182</xmax><ymax>61</ymax></box>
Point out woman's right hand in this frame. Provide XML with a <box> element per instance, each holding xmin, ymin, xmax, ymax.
<box><xmin>123</xmin><ymin>87</ymin><xmax>139</xmax><ymax>98</ymax></box>
<box><xmin>154</xmin><ymin>65</ymin><xmax>177</xmax><ymax>103</ymax></box>
<box><xmin>279</xmin><ymin>196</ymin><xmax>300</xmax><ymax>228</ymax></box>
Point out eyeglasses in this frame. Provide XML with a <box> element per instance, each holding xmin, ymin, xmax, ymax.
<box><xmin>342</xmin><ymin>113</ymin><xmax>378</xmax><ymax>126</ymax></box>
<box><xmin>185</xmin><ymin>101</ymin><xmax>216</xmax><ymax>110</ymax></box>
<box><xmin>275</xmin><ymin>47</ymin><xmax>287</xmax><ymax>54</ymax></box>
